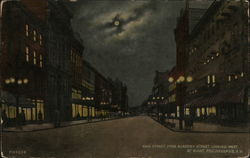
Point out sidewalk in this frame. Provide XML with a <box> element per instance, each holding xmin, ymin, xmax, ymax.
<box><xmin>3</xmin><ymin>117</ymin><xmax>117</xmax><ymax>132</ymax></box>
<box><xmin>153</xmin><ymin>117</ymin><xmax>249</xmax><ymax>133</ymax></box>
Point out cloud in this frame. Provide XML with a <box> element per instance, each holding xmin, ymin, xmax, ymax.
<box><xmin>68</xmin><ymin>0</ymin><xmax>212</xmax><ymax>106</ymax></box>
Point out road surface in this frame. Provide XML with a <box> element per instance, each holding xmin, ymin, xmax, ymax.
<box><xmin>2</xmin><ymin>116</ymin><xmax>249</xmax><ymax>158</ymax></box>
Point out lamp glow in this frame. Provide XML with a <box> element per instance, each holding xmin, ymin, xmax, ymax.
<box><xmin>168</xmin><ymin>77</ymin><xmax>174</xmax><ymax>83</ymax></box>
<box><xmin>179</xmin><ymin>76</ymin><xmax>185</xmax><ymax>82</ymax></box>
<box><xmin>5</xmin><ymin>79</ymin><xmax>10</xmax><ymax>84</ymax></box>
<box><xmin>23</xmin><ymin>78</ymin><xmax>28</xmax><ymax>84</ymax></box>
<box><xmin>187</xmin><ymin>76</ymin><xmax>193</xmax><ymax>82</ymax></box>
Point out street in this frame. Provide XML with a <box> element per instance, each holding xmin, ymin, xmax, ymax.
<box><xmin>2</xmin><ymin>116</ymin><xmax>249</xmax><ymax>158</ymax></box>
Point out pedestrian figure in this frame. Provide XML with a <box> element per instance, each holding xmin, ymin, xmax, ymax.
<box><xmin>21</xmin><ymin>110</ymin><xmax>26</xmax><ymax>126</ymax></box>
<box><xmin>100</xmin><ymin>113</ymin><xmax>103</xmax><ymax>120</ymax></box>
<box><xmin>2</xmin><ymin>110</ymin><xmax>8</xmax><ymax>127</ymax></box>
<box><xmin>76</xmin><ymin>112</ymin><xmax>80</xmax><ymax>120</ymax></box>
<box><xmin>38</xmin><ymin>110</ymin><xmax>43</xmax><ymax>124</ymax></box>
<box><xmin>54</xmin><ymin>110</ymin><xmax>60</xmax><ymax>127</ymax></box>
<box><xmin>16</xmin><ymin>113</ymin><xmax>22</xmax><ymax>130</ymax></box>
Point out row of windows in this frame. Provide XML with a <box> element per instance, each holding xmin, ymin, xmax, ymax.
<box><xmin>25</xmin><ymin>47</ymin><xmax>43</xmax><ymax>68</ymax></box>
<box><xmin>207</xmin><ymin>75</ymin><xmax>216</xmax><ymax>84</ymax></box>
<box><xmin>82</xmin><ymin>80</ymin><xmax>95</xmax><ymax>92</ymax></box>
<box><xmin>71</xmin><ymin>49</ymin><xmax>82</xmax><ymax>67</ymax></box>
<box><xmin>72</xmin><ymin>88</ymin><xmax>81</xmax><ymax>99</ymax></box>
<box><xmin>228</xmin><ymin>73</ymin><xmax>244</xmax><ymax>82</ymax></box>
<box><xmin>25</xmin><ymin>24</ymin><xmax>43</xmax><ymax>45</ymax></box>
<box><xmin>1</xmin><ymin>99</ymin><xmax>44</xmax><ymax>121</ymax></box>
<box><xmin>206</xmin><ymin>72</ymin><xmax>244</xmax><ymax>85</ymax></box>
<box><xmin>72</xmin><ymin>104</ymin><xmax>95</xmax><ymax>118</ymax></box>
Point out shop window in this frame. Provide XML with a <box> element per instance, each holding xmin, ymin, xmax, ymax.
<box><xmin>26</xmin><ymin>108</ymin><xmax>32</xmax><ymax>120</ymax></box>
<box><xmin>32</xmin><ymin>107</ymin><xmax>36</xmax><ymax>120</ymax></box>
<box><xmin>78</xmin><ymin>105</ymin><xmax>83</xmax><ymax>117</ymax></box>
<box><xmin>72</xmin><ymin>104</ymin><xmax>76</xmax><ymax>118</ymax></box>
<box><xmin>211</xmin><ymin>107</ymin><xmax>216</xmax><ymax>115</ymax></box>
<box><xmin>196</xmin><ymin>108</ymin><xmax>200</xmax><ymax>117</ymax></box>
<box><xmin>201</xmin><ymin>108</ymin><xmax>205</xmax><ymax>115</ymax></box>
<box><xmin>83</xmin><ymin>106</ymin><xmax>88</xmax><ymax>117</ymax></box>
<box><xmin>228</xmin><ymin>75</ymin><xmax>231</xmax><ymax>82</ymax></box>
<box><xmin>185</xmin><ymin>108</ymin><xmax>190</xmax><ymax>115</ymax></box>
<box><xmin>92</xmin><ymin>107</ymin><xmax>95</xmax><ymax>117</ymax></box>
<box><xmin>8</xmin><ymin>106</ymin><xmax>16</xmax><ymax>119</ymax></box>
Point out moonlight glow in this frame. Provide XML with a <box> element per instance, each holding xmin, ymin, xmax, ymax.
<box><xmin>114</xmin><ymin>20</ymin><xmax>120</xmax><ymax>26</ymax></box>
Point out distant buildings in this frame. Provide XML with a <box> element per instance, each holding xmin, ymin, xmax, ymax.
<box><xmin>0</xmin><ymin>0</ymin><xmax>128</xmax><ymax>126</ymax></box>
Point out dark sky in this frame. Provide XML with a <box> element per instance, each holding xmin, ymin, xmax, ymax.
<box><xmin>66</xmin><ymin>0</ymin><xmax>213</xmax><ymax>107</ymax></box>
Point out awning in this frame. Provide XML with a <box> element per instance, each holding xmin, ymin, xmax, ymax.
<box><xmin>185</xmin><ymin>97</ymin><xmax>204</xmax><ymax>107</ymax></box>
<box><xmin>72</xmin><ymin>99</ymin><xmax>84</xmax><ymax>105</ymax></box>
<box><xmin>18</xmin><ymin>96</ymin><xmax>35</xmax><ymax>108</ymax></box>
<box><xmin>0</xmin><ymin>91</ymin><xmax>35</xmax><ymax>108</ymax></box>
<box><xmin>185</xmin><ymin>87</ymin><xmax>245</xmax><ymax>107</ymax></box>
<box><xmin>0</xmin><ymin>91</ymin><xmax>16</xmax><ymax>105</ymax></box>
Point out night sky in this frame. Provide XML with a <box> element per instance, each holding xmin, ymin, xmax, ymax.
<box><xmin>66</xmin><ymin>0</ymin><xmax>213</xmax><ymax>107</ymax></box>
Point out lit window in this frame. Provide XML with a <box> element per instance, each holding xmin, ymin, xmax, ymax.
<box><xmin>207</xmin><ymin>75</ymin><xmax>210</xmax><ymax>84</ymax></box>
<box><xmin>33</xmin><ymin>51</ymin><xmax>37</xmax><ymax>65</ymax></box>
<box><xmin>33</xmin><ymin>30</ymin><xmax>37</xmax><ymax>41</ymax></box>
<box><xmin>228</xmin><ymin>75</ymin><xmax>231</xmax><ymax>82</ymax></box>
<box><xmin>25</xmin><ymin>24</ymin><xmax>29</xmax><ymax>36</ymax></box>
<box><xmin>235</xmin><ymin>75</ymin><xmax>238</xmax><ymax>80</ymax></box>
<box><xmin>39</xmin><ymin>34</ymin><xmax>42</xmax><ymax>45</ymax></box>
<box><xmin>212</xmin><ymin>75</ymin><xmax>216</xmax><ymax>83</ymax></box>
<box><xmin>39</xmin><ymin>54</ymin><xmax>43</xmax><ymax>67</ymax></box>
<box><xmin>25</xmin><ymin>46</ymin><xmax>29</xmax><ymax>62</ymax></box>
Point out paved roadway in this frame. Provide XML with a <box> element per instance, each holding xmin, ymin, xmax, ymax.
<box><xmin>2</xmin><ymin>116</ymin><xmax>249</xmax><ymax>158</ymax></box>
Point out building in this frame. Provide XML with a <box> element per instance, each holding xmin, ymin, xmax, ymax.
<box><xmin>0</xmin><ymin>0</ymin><xmax>129</xmax><ymax>126</ymax></box>
<box><xmin>185</xmin><ymin>0</ymin><xmax>249</xmax><ymax>123</ymax></box>
<box><xmin>95</xmin><ymin>72</ymin><xmax>113</xmax><ymax>118</ymax></box>
<box><xmin>172</xmin><ymin>0</ymin><xmax>212</xmax><ymax>129</ymax></box>
<box><xmin>45</xmin><ymin>0</ymin><xmax>73</xmax><ymax>122</ymax></box>
<box><xmin>0</xmin><ymin>0</ymin><xmax>47</xmax><ymax>124</ymax></box>
<box><xmin>111</xmin><ymin>78</ymin><xmax>128</xmax><ymax>116</ymax></box>
<box><xmin>82</xmin><ymin>60</ymin><xmax>96</xmax><ymax>119</ymax></box>
<box><xmin>70</xmin><ymin>36</ymin><xmax>85</xmax><ymax>120</ymax></box>
<box><xmin>151</xmin><ymin>70</ymin><xmax>169</xmax><ymax>118</ymax></box>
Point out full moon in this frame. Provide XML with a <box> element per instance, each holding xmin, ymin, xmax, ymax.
<box><xmin>114</xmin><ymin>20</ymin><xmax>120</xmax><ymax>26</ymax></box>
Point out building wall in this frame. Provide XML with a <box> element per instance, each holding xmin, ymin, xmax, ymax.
<box><xmin>1</xmin><ymin>2</ymin><xmax>47</xmax><ymax>122</ymax></box>
<box><xmin>186</xmin><ymin>0</ymin><xmax>248</xmax><ymax>122</ymax></box>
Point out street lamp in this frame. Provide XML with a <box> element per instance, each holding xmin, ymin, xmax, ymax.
<box><xmin>176</xmin><ymin>75</ymin><xmax>193</xmax><ymax>130</ymax></box>
<box><xmin>168</xmin><ymin>77</ymin><xmax>174</xmax><ymax>83</ymax></box>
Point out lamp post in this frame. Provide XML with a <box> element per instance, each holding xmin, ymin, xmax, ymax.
<box><xmin>168</xmin><ymin>75</ymin><xmax>193</xmax><ymax>130</ymax></box>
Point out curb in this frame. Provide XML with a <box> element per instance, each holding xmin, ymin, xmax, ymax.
<box><xmin>3</xmin><ymin>117</ymin><xmax>130</xmax><ymax>133</ymax></box>
<box><xmin>151</xmin><ymin>117</ymin><xmax>249</xmax><ymax>134</ymax></box>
